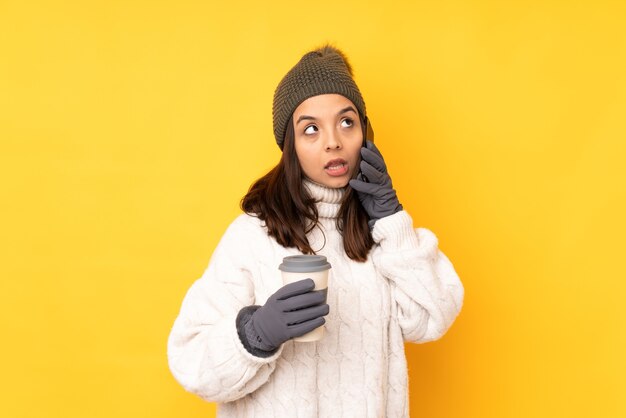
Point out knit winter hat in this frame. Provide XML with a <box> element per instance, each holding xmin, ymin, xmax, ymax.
<box><xmin>272</xmin><ymin>44</ymin><xmax>367</xmax><ymax>150</ymax></box>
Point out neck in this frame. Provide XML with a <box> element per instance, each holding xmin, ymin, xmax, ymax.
<box><xmin>302</xmin><ymin>177</ymin><xmax>345</xmax><ymax>219</ymax></box>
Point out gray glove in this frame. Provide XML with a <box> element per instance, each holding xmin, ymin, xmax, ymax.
<box><xmin>240</xmin><ymin>278</ymin><xmax>329</xmax><ymax>353</ymax></box>
<box><xmin>349</xmin><ymin>140</ymin><xmax>403</xmax><ymax>228</ymax></box>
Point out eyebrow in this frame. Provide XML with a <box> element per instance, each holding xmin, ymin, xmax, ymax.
<box><xmin>296</xmin><ymin>106</ymin><xmax>357</xmax><ymax>125</ymax></box>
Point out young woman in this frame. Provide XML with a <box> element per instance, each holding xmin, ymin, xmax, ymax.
<box><xmin>167</xmin><ymin>44</ymin><xmax>464</xmax><ymax>418</ymax></box>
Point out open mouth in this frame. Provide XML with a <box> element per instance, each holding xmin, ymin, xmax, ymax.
<box><xmin>324</xmin><ymin>159</ymin><xmax>349</xmax><ymax>176</ymax></box>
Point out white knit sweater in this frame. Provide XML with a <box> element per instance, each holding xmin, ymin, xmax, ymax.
<box><xmin>167</xmin><ymin>179</ymin><xmax>464</xmax><ymax>417</ymax></box>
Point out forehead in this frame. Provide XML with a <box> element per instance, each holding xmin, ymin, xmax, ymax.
<box><xmin>293</xmin><ymin>94</ymin><xmax>356</xmax><ymax>116</ymax></box>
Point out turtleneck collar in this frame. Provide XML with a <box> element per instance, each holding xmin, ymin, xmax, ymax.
<box><xmin>302</xmin><ymin>177</ymin><xmax>345</xmax><ymax>219</ymax></box>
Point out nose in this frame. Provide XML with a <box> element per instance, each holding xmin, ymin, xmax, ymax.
<box><xmin>324</xmin><ymin>129</ymin><xmax>342</xmax><ymax>151</ymax></box>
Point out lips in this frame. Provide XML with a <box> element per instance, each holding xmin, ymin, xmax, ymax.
<box><xmin>324</xmin><ymin>158</ymin><xmax>349</xmax><ymax>177</ymax></box>
<box><xmin>324</xmin><ymin>158</ymin><xmax>348</xmax><ymax>169</ymax></box>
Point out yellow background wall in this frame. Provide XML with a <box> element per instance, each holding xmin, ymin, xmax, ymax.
<box><xmin>1</xmin><ymin>1</ymin><xmax>624</xmax><ymax>417</ymax></box>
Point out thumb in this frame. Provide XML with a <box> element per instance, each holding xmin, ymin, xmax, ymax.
<box><xmin>349</xmin><ymin>179</ymin><xmax>376</xmax><ymax>194</ymax></box>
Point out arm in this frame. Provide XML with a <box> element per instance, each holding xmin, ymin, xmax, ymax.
<box><xmin>167</xmin><ymin>217</ymin><xmax>283</xmax><ymax>403</ymax></box>
<box><xmin>349</xmin><ymin>140</ymin><xmax>463</xmax><ymax>343</ymax></box>
<box><xmin>371</xmin><ymin>210</ymin><xmax>464</xmax><ymax>343</ymax></box>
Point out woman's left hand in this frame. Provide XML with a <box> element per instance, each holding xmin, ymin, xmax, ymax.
<box><xmin>349</xmin><ymin>140</ymin><xmax>403</xmax><ymax>228</ymax></box>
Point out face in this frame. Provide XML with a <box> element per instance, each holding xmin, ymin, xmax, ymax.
<box><xmin>292</xmin><ymin>94</ymin><xmax>363</xmax><ymax>188</ymax></box>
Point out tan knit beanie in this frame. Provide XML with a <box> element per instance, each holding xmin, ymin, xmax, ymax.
<box><xmin>272</xmin><ymin>44</ymin><xmax>367</xmax><ymax>150</ymax></box>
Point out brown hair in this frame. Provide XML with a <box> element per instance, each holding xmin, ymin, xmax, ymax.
<box><xmin>240</xmin><ymin>116</ymin><xmax>374</xmax><ymax>262</ymax></box>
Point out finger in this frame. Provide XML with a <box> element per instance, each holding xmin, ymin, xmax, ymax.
<box><xmin>360</xmin><ymin>146</ymin><xmax>387</xmax><ymax>173</ymax></box>
<box><xmin>281</xmin><ymin>289</ymin><xmax>328</xmax><ymax>311</ymax></box>
<box><xmin>285</xmin><ymin>303</ymin><xmax>329</xmax><ymax>325</ymax></box>
<box><xmin>275</xmin><ymin>278</ymin><xmax>315</xmax><ymax>300</ymax></box>
<box><xmin>287</xmin><ymin>317</ymin><xmax>326</xmax><ymax>339</ymax></box>
<box><xmin>349</xmin><ymin>178</ymin><xmax>377</xmax><ymax>194</ymax></box>
<box><xmin>365</xmin><ymin>140</ymin><xmax>387</xmax><ymax>164</ymax></box>
<box><xmin>360</xmin><ymin>160</ymin><xmax>386</xmax><ymax>184</ymax></box>
<box><xmin>372</xmin><ymin>186</ymin><xmax>398</xmax><ymax>204</ymax></box>
<box><xmin>365</xmin><ymin>139</ymin><xmax>383</xmax><ymax>154</ymax></box>
<box><xmin>350</xmin><ymin>178</ymin><xmax>387</xmax><ymax>196</ymax></box>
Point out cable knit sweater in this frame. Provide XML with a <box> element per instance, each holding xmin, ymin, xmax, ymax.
<box><xmin>167</xmin><ymin>179</ymin><xmax>464</xmax><ymax>417</ymax></box>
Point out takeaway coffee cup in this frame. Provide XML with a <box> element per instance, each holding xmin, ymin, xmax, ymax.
<box><xmin>279</xmin><ymin>255</ymin><xmax>331</xmax><ymax>342</ymax></box>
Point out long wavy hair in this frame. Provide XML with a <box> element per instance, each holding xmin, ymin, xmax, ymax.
<box><xmin>240</xmin><ymin>115</ymin><xmax>374</xmax><ymax>262</ymax></box>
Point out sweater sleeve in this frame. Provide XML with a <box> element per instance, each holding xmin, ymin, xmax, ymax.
<box><xmin>167</xmin><ymin>216</ymin><xmax>284</xmax><ymax>403</ymax></box>
<box><xmin>371</xmin><ymin>210</ymin><xmax>464</xmax><ymax>343</ymax></box>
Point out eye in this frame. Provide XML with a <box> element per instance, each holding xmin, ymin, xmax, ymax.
<box><xmin>304</xmin><ymin>125</ymin><xmax>318</xmax><ymax>135</ymax></box>
<box><xmin>341</xmin><ymin>118</ymin><xmax>354</xmax><ymax>128</ymax></box>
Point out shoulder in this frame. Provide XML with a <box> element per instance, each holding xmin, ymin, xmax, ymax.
<box><xmin>217</xmin><ymin>213</ymin><xmax>271</xmax><ymax>249</ymax></box>
<box><xmin>207</xmin><ymin>213</ymin><xmax>273</xmax><ymax>269</ymax></box>
<box><xmin>226</xmin><ymin>212</ymin><xmax>268</xmax><ymax>235</ymax></box>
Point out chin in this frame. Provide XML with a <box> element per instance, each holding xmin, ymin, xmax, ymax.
<box><xmin>324</xmin><ymin>177</ymin><xmax>350</xmax><ymax>189</ymax></box>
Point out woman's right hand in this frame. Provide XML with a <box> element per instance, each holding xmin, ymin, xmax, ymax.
<box><xmin>246</xmin><ymin>278</ymin><xmax>329</xmax><ymax>351</ymax></box>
